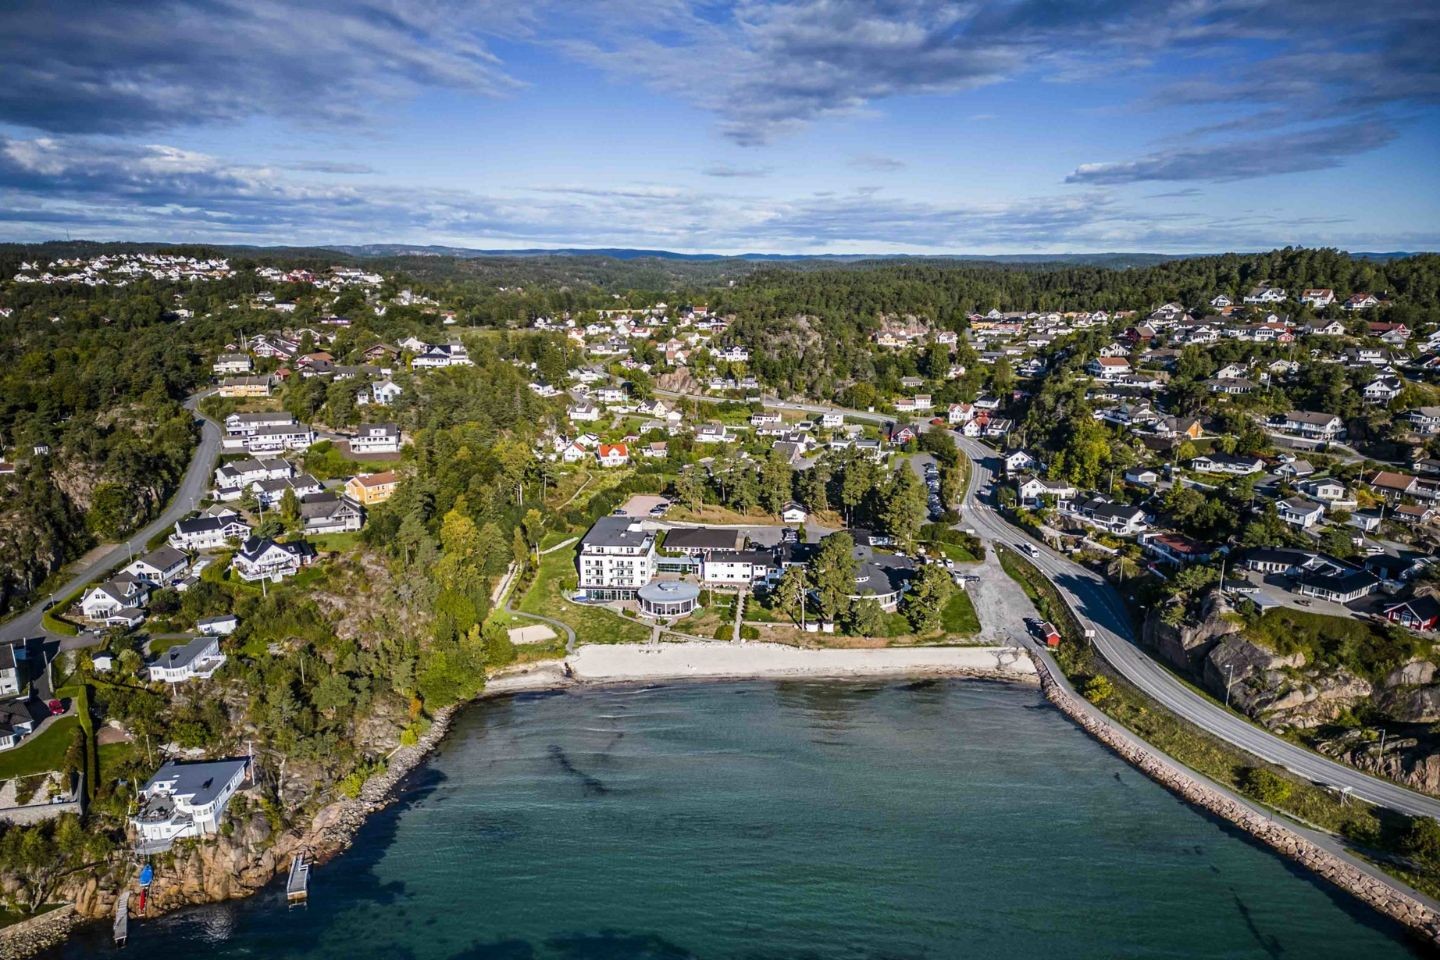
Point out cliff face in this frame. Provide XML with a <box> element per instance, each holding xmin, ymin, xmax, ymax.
<box><xmin>1143</xmin><ymin>591</ymin><xmax>1436</xmax><ymax>731</ymax></box>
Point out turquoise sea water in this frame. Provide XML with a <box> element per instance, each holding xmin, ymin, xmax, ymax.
<box><xmin>57</xmin><ymin>681</ymin><xmax>1422</xmax><ymax>959</ymax></box>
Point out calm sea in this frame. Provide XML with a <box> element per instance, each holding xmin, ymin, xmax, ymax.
<box><xmin>55</xmin><ymin>680</ymin><xmax>1423</xmax><ymax>959</ymax></box>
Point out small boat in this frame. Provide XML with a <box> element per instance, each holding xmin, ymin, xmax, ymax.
<box><xmin>137</xmin><ymin>863</ymin><xmax>153</xmax><ymax>914</ymax></box>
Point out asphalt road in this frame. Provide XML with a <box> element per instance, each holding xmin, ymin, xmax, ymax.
<box><xmin>659</xmin><ymin>387</ymin><xmax>1440</xmax><ymax>819</ymax></box>
<box><xmin>0</xmin><ymin>392</ymin><xmax>221</xmax><ymax>649</ymax></box>
<box><xmin>954</xmin><ymin>433</ymin><xmax>1440</xmax><ymax>820</ymax></box>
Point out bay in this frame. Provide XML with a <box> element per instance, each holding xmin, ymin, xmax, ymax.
<box><xmin>57</xmin><ymin>680</ymin><xmax>1422</xmax><ymax>959</ymax></box>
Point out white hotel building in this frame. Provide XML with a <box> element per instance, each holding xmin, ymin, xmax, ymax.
<box><xmin>577</xmin><ymin>517</ymin><xmax>656</xmax><ymax>601</ymax></box>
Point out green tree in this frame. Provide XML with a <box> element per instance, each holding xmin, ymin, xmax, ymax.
<box><xmin>810</xmin><ymin>532</ymin><xmax>857</xmax><ymax>623</ymax></box>
<box><xmin>845</xmin><ymin>597</ymin><xmax>886</xmax><ymax>637</ymax></box>
<box><xmin>760</xmin><ymin>451</ymin><xmax>794</xmax><ymax>514</ymax></box>
<box><xmin>774</xmin><ymin>565</ymin><xmax>809</xmax><ymax>625</ymax></box>
<box><xmin>883</xmin><ymin>469</ymin><xmax>927</xmax><ymax>550</ymax></box>
<box><xmin>904</xmin><ymin>563</ymin><xmax>953</xmax><ymax>634</ymax></box>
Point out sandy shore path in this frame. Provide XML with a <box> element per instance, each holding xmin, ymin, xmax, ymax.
<box><xmin>487</xmin><ymin>642</ymin><xmax>1036</xmax><ymax>695</ymax></box>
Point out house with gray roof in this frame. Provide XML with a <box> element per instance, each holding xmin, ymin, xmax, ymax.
<box><xmin>130</xmin><ymin>758</ymin><xmax>249</xmax><ymax>850</ymax></box>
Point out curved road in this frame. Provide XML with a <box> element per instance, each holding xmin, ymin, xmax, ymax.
<box><xmin>955</xmin><ymin>434</ymin><xmax>1440</xmax><ymax>820</ymax></box>
<box><xmin>659</xmin><ymin>386</ymin><xmax>1440</xmax><ymax>819</ymax></box>
<box><xmin>0</xmin><ymin>392</ymin><xmax>221</xmax><ymax>648</ymax></box>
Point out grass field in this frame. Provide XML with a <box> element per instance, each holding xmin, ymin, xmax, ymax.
<box><xmin>940</xmin><ymin>590</ymin><xmax>981</xmax><ymax>635</ymax></box>
<box><xmin>516</xmin><ymin>550</ymin><xmax>650</xmax><ymax>646</ymax></box>
<box><xmin>0</xmin><ymin>717</ymin><xmax>77</xmax><ymax>780</ymax></box>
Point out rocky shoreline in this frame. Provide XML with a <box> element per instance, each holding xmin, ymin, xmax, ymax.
<box><xmin>1034</xmin><ymin>657</ymin><xmax>1440</xmax><ymax>950</ymax></box>
<box><xmin>0</xmin><ymin>907</ymin><xmax>76</xmax><ymax>960</ymax></box>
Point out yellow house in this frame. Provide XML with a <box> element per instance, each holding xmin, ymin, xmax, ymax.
<box><xmin>345</xmin><ymin>470</ymin><xmax>399</xmax><ymax>505</ymax></box>
<box><xmin>217</xmin><ymin>376</ymin><xmax>273</xmax><ymax>398</ymax></box>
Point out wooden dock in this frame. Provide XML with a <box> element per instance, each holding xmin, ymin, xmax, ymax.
<box><xmin>286</xmin><ymin>853</ymin><xmax>310</xmax><ymax>905</ymax></box>
<box><xmin>113</xmin><ymin>891</ymin><xmax>129</xmax><ymax>947</ymax></box>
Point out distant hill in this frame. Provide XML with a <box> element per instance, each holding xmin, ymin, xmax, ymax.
<box><xmin>328</xmin><ymin>244</ymin><xmax>1202</xmax><ymax>269</ymax></box>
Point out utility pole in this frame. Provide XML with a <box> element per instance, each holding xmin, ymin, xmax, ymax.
<box><xmin>1224</xmin><ymin>662</ymin><xmax>1235</xmax><ymax>708</ymax></box>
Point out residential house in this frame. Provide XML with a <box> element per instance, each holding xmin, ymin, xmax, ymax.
<box><xmin>1300</xmin><ymin>288</ymin><xmax>1335</xmax><ymax>308</ymax></box>
<box><xmin>1405</xmin><ymin>408</ymin><xmax>1440</xmax><ymax>435</ymax></box>
<box><xmin>147</xmin><ymin>635</ymin><xmax>226</xmax><ymax>684</ymax></box>
<box><xmin>212</xmin><ymin>353</ymin><xmax>253</xmax><ymax>375</ymax></box>
<box><xmin>694</xmin><ymin>424</ymin><xmax>731</xmax><ymax>444</ymax></box>
<box><xmin>1141</xmin><ymin>531</ymin><xmax>1218</xmax><ymax>566</ymax></box>
<box><xmin>231</xmin><ymin>537</ymin><xmax>315</xmax><ymax>583</ymax></box>
<box><xmin>1384</xmin><ymin>596</ymin><xmax>1440</xmax><ymax>632</ymax></box>
<box><xmin>596</xmin><ymin>443</ymin><xmax>630</xmax><ymax>468</ymax></box>
<box><xmin>1243</xmin><ymin>284</ymin><xmax>1287</xmax><ymax>304</ymax></box>
<box><xmin>1363</xmin><ymin>376</ymin><xmax>1403</xmax><ymax>405</ymax></box>
<box><xmin>1282</xmin><ymin>410</ymin><xmax>1345</xmax><ymax>441</ymax></box>
<box><xmin>124</xmin><ymin>547</ymin><xmax>187</xmax><ymax>586</ymax></box>
<box><xmin>1087</xmin><ymin>357</ymin><xmax>1131</xmax><ymax>380</ymax></box>
<box><xmin>1299</xmin><ymin>478</ymin><xmax>1347</xmax><ymax>502</ymax></box>
<box><xmin>0</xmin><ymin>644</ymin><xmax>22</xmax><ymax>698</ymax></box>
<box><xmin>197</xmin><ymin>614</ymin><xmax>239</xmax><ymax>636</ymax></box>
<box><xmin>345</xmin><ymin>470</ymin><xmax>399</xmax><ymax>505</ymax></box>
<box><xmin>350</xmin><ymin>423</ymin><xmax>400</xmax><ymax>454</ymax></box>
<box><xmin>80</xmin><ymin>578</ymin><xmax>147</xmax><ymax>624</ymax></box>
<box><xmin>1345</xmin><ymin>293</ymin><xmax>1381</xmax><ymax>312</ymax></box>
<box><xmin>1015</xmin><ymin>475</ymin><xmax>1078</xmax><ymax>505</ymax></box>
<box><xmin>1066</xmin><ymin>496</ymin><xmax>1148</xmax><ymax>537</ymax></box>
<box><xmin>168</xmin><ymin>515</ymin><xmax>252</xmax><ymax>551</ymax></box>
<box><xmin>130</xmin><ymin>759</ymin><xmax>249</xmax><ymax>848</ymax></box>
<box><xmin>299</xmin><ymin>493</ymin><xmax>365</xmax><ymax>534</ymax></box>
<box><xmin>1276</xmin><ymin>497</ymin><xmax>1326</xmax><ymax>529</ymax></box>
<box><xmin>217</xmin><ymin>376</ymin><xmax>272</xmax><ymax>398</ymax></box>
<box><xmin>781</xmin><ymin>502</ymin><xmax>808</xmax><ymax>524</ymax></box>
<box><xmin>1188</xmin><ymin>454</ymin><xmax>1264</xmax><ymax>476</ymax></box>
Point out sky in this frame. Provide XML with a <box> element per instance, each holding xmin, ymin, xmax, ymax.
<box><xmin>0</xmin><ymin>0</ymin><xmax>1437</xmax><ymax>255</ymax></box>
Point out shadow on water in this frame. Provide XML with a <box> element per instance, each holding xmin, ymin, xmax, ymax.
<box><xmin>548</xmin><ymin>744</ymin><xmax>610</xmax><ymax>795</ymax></box>
<box><xmin>546</xmin><ymin>930</ymin><xmax>696</xmax><ymax>959</ymax></box>
<box><xmin>42</xmin><ymin>765</ymin><xmax>453</xmax><ymax>960</ymax></box>
<box><xmin>1231</xmin><ymin>891</ymin><xmax>1285</xmax><ymax>960</ymax></box>
<box><xmin>1185</xmin><ymin>805</ymin><xmax>1430</xmax><ymax>958</ymax></box>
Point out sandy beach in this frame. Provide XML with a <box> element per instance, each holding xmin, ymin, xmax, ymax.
<box><xmin>485</xmin><ymin>641</ymin><xmax>1036</xmax><ymax>695</ymax></box>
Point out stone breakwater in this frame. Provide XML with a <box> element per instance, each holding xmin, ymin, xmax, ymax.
<box><xmin>1035</xmin><ymin>658</ymin><xmax>1440</xmax><ymax>949</ymax></box>
<box><xmin>0</xmin><ymin>906</ymin><xmax>76</xmax><ymax>960</ymax></box>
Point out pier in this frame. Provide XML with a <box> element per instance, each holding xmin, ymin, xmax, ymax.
<box><xmin>286</xmin><ymin>852</ymin><xmax>310</xmax><ymax>905</ymax></box>
<box><xmin>113</xmin><ymin>891</ymin><xmax>129</xmax><ymax>947</ymax></box>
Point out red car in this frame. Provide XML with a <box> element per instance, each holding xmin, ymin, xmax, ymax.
<box><xmin>47</xmin><ymin>699</ymin><xmax>64</xmax><ymax>716</ymax></box>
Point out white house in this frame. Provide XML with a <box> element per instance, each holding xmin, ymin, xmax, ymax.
<box><xmin>231</xmin><ymin>537</ymin><xmax>314</xmax><ymax>583</ymax></box>
<box><xmin>1088</xmin><ymin>357</ymin><xmax>1131</xmax><ymax>380</ymax></box>
<box><xmin>1244</xmin><ymin>285</ymin><xmax>1287</xmax><ymax>304</ymax></box>
<box><xmin>299</xmin><ymin>493</ymin><xmax>366</xmax><ymax>534</ymax></box>
<box><xmin>350</xmin><ymin>423</ymin><xmax>401</xmax><ymax>454</ymax></box>
<box><xmin>1015</xmin><ymin>475</ymin><xmax>1077</xmax><ymax>505</ymax></box>
<box><xmin>1363</xmin><ymin>376</ymin><xmax>1403</xmax><ymax>405</ymax></box>
<box><xmin>130</xmin><ymin>758</ymin><xmax>249</xmax><ymax>849</ymax></box>
<box><xmin>781</xmin><ymin>502</ymin><xmax>808</xmax><ymax>524</ymax></box>
<box><xmin>197</xmin><ymin>614</ymin><xmax>239</xmax><ymax>636</ymax></box>
<box><xmin>1277</xmin><ymin>497</ymin><xmax>1326</xmax><ymax>529</ymax></box>
<box><xmin>596</xmin><ymin>443</ymin><xmax>630</xmax><ymax>468</ymax></box>
<box><xmin>147</xmin><ymin>635</ymin><xmax>226</xmax><ymax>684</ymax></box>
<box><xmin>169</xmin><ymin>515</ymin><xmax>252</xmax><ymax>551</ymax></box>
<box><xmin>124</xmin><ymin>547</ymin><xmax>188</xmax><ymax>586</ymax></box>
<box><xmin>1003</xmin><ymin>450</ymin><xmax>1037</xmax><ymax>475</ymax></box>
<box><xmin>1282</xmin><ymin>410</ymin><xmax>1345</xmax><ymax>441</ymax></box>
<box><xmin>568</xmin><ymin>401</ymin><xmax>601</xmax><ymax>423</ymax></box>
<box><xmin>80</xmin><ymin>579</ymin><xmax>147</xmax><ymax>624</ymax></box>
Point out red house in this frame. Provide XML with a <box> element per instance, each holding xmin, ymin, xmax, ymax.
<box><xmin>1384</xmin><ymin>596</ymin><xmax>1440</xmax><ymax>632</ymax></box>
<box><xmin>1037</xmin><ymin>621</ymin><xmax>1061</xmax><ymax>647</ymax></box>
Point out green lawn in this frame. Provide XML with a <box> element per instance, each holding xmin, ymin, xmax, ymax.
<box><xmin>308</xmin><ymin>532</ymin><xmax>363</xmax><ymax>552</ymax></box>
<box><xmin>517</xmin><ymin>550</ymin><xmax>650</xmax><ymax>645</ymax></box>
<box><xmin>941</xmin><ymin>590</ymin><xmax>981</xmax><ymax>635</ymax></box>
<box><xmin>0</xmin><ymin>717</ymin><xmax>78</xmax><ymax>780</ymax></box>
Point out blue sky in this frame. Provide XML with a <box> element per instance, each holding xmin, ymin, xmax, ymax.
<box><xmin>0</xmin><ymin>0</ymin><xmax>1436</xmax><ymax>254</ymax></box>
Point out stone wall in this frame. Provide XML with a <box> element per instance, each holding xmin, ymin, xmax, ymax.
<box><xmin>0</xmin><ymin>906</ymin><xmax>76</xmax><ymax>960</ymax></box>
<box><xmin>1034</xmin><ymin>658</ymin><xmax>1440</xmax><ymax>949</ymax></box>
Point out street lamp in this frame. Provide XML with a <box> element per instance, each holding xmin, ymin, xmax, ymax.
<box><xmin>1224</xmin><ymin>662</ymin><xmax>1236</xmax><ymax>708</ymax></box>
